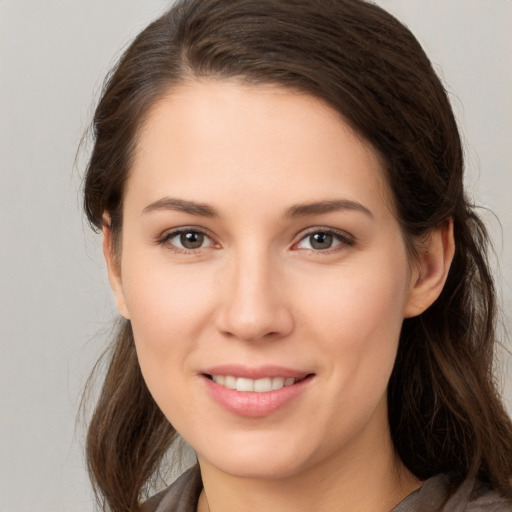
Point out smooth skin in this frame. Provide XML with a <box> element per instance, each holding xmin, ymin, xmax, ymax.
<box><xmin>104</xmin><ymin>80</ymin><xmax>454</xmax><ymax>512</ymax></box>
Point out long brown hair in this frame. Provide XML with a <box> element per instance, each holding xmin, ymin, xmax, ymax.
<box><xmin>82</xmin><ymin>1</ymin><xmax>512</xmax><ymax>510</ymax></box>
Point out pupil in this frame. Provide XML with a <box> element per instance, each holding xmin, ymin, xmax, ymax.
<box><xmin>181</xmin><ymin>231</ymin><xmax>204</xmax><ymax>249</ymax></box>
<box><xmin>311</xmin><ymin>233</ymin><xmax>333</xmax><ymax>250</ymax></box>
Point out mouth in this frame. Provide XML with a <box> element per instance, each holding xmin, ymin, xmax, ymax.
<box><xmin>203</xmin><ymin>371</ymin><xmax>314</xmax><ymax>417</ymax></box>
<box><xmin>205</xmin><ymin>374</ymin><xmax>310</xmax><ymax>392</ymax></box>
<box><xmin>201</xmin><ymin>365</ymin><xmax>315</xmax><ymax>416</ymax></box>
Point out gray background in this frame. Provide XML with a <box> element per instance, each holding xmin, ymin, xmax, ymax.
<box><xmin>1</xmin><ymin>1</ymin><xmax>511</xmax><ymax>510</ymax></box>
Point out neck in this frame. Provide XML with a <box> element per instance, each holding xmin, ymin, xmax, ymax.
<box><xmin>197</xmin><ymin>427</ymin><xmax>421</xmax><ymax>512</ymax></box>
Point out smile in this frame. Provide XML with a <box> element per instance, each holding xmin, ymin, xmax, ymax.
<box><xmin>210</xmin><ymin>375</ymin><xmax>298</xmax><ymax>392</ymax></box>
<box><xmin>204</xmin><ymin>372</ymin><xmax>313</xmax><ymax>417</ymax></box>
<box><xmin>201</xmin><ymin>365</ymin><xmax>314</xmax><ymax>416</ymax></box>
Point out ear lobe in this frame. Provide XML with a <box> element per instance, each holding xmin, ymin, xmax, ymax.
<box><xmin>102</xmin><ymin>216</ymin><xmax>130</xmax><ymax>319</ymax></box>
<box><xmin>404</xmin><ymin>219</ymin><xmax>455</xmax><ymax>318</ymax></box>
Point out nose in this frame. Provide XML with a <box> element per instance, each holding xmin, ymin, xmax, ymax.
<box><xmin>214</xmin><ymin>248</ymin><xmax>294</xmax><ymax>342</ymax></box>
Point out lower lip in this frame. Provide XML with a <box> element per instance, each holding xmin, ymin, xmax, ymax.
<box><xmin>202</xmin><ymin>375</ymin><xmax>313</xmax><ymax>418</ymax></box>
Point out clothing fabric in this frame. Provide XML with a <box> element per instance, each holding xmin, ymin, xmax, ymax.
<box><xmin>142</xmin><ymin>465</ymin><xmax>512</xmax><ymax>512</ymax></box>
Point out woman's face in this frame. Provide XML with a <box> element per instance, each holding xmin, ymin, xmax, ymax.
<box><xmin>107</xmin><ymin>80</ymin><xmax>423</xmax><ymax>480</ymax></box>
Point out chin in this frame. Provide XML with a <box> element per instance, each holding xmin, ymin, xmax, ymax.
<box><xmin>194</xmin><ymin>429</ymin><xmax>322</xmax><ymax>481</ymax></box>
<box><xmin>203</xmin><ymin>453</ymin><xmax>310</xmax><ymax>481</ymax></box>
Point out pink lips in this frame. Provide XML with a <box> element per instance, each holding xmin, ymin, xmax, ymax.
<box><xmin>202</xmin><ymin>365</ymin><xmax>314</xmax><ymax>418</ymax></box>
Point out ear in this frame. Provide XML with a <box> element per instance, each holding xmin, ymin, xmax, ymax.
<box><xmin>102</xmin><ymin>215</ymin><xmax>130</xmax><ymax>319</ymax></box>
<box><xmin>404</xmin><ymin>219</ymin><xmax>455</xmax><ymax>318</ymax></box>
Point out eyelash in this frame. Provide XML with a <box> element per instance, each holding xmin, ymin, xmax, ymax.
<box><xmin>157</xmin><ymin>227</ymin><xmax>217</xmax><ymax>254</ymax></box>
<box><xmin>292</xmin><ymin>228</ymin><xmax>355</xmax><ymax>253</ymax></box>
<box><xmin>156</xmin><ymin>227</ymin><xmax>355</xmax><ymax>255</ymax></box>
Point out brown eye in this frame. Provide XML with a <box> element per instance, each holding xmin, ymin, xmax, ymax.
<box><xmin>163</xmin><ymin>229</ymin><xmax>214</xmax><ymax>252</ymax></box>
<box><xmin>309</xmin><ymin>232</ymin><xmax>334</xmax><ymax>250</ymax></box>
<box><xmin>180</xmin><ymin>231</ymin><xmax>205</xmax><ymax>249</ymax></box>
<box><xmin>295</xmin><ymin>229</ymin><xmax>353</xmax><ymax>252</ymax></box>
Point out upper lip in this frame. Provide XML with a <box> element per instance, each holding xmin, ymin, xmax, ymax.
<box><xmin>202</xmin><ymin>364</ymin><xmax>313</xmax><ymax>380</ymax></box>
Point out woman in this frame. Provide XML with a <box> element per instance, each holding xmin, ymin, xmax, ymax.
<box><xmin>82</xmin><ymin>1</ymin><xmax>512</xmax><ymax>511</ymax></box>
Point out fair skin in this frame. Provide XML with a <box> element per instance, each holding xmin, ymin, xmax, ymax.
<box><xmin>104</xmin><ymin>80</ymin><xmax>454</xmax><ymax>512</ymax></box>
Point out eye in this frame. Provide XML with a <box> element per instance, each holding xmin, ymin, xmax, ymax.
<box><xmin>294</xmin><ymin>229</ymin><xmax>354</xmax><ymax>251</ymax></box>
<box><xmin>159</xmin><ymin>228</ymin><xmax>216</xmax><ymax>252</ymax></box>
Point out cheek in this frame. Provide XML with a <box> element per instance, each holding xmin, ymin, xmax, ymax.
<box><xmin>300</xmin><ymin>253</ymin><xmax>410</xmax><ymax>395</ymax></box>
<box><xmin>120</xmin><ymin>255</ymin><xmax>217</xmax><ymax>360</ymax></box>
<box><xmin>120</xmin><ymin>261</ymin><xmax>218</xmax><ymax>423</ymax></box>
<box><xmin>306</xmin><ymin>260</ymin><xmax>408</xmax><ymax>343</ymax></box>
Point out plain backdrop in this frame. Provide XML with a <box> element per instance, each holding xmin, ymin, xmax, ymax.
<box><xmin>1</xmin><ymin>1</ymin><xmax>511</xmax><ymax>511</ymax></box>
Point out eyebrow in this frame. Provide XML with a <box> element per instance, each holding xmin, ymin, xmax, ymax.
<box><xmin>142</xmin><ymin>197</ymin><xmax>373</xmax><ymax>219</ymax></box>
<box><xmin>142</xmin><ymin>197</ymin><xmax>219</xmax><ymax>217</ymax></box>
<box><xmin>284</xmin><ymin>199</ymin><xmax>373</xmax><ymax>219</ymax></box>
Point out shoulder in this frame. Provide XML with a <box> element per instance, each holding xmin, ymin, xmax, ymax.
<box><xmin>142</xmin><ymin>465</ymin><xmax>202</xmax><ymax>512</ymax></box>
<box><xmin>393</xmin><ymin>474</ymin><xmax>512</xmax><ymax>512</ymax></box>
<box><xmin>463</xmin><ymin>480</ymin><xmax>512</xmax><ymax>512</ymax></box>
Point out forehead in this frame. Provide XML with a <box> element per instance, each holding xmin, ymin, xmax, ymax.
<box><xmin>127</xmin><ymin>79</ymin><xmax>392</xmax><ymax>218</ymax></box>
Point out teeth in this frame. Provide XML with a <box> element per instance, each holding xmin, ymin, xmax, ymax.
<box><xmin>236</xmin><ymin>377</ymin><xmax>254</xmax><ymax>392</ymax></box>
<box><xmin>271</xmin><ymin>377</ymin><xmax>284</xmax><ymax>390</ymax></box>
<box><xmin>211</xmin><ymin>375</ymin><xmax>298</xmax><ymax>392</ymax></box>
<box><xmin>254</xmin><ymin>377</ymin><xmax>272</xmax><ymax>392</ymax></box>
<box><xmin>224</xmin><ymin>375</ymin><xmax>236</xmax><ymax>389</ymax></box>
